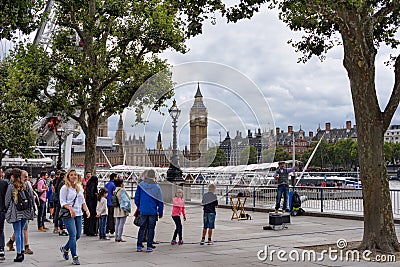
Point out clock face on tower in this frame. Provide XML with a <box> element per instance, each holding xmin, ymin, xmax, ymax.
<box><xmin>200</xmin><ymin>115</ymin><xmax>205</xmax><ymax>122</ymax></box>
<box><xmin>191</xmin><ymin>115</ymin><xmax>195</xmax><ymax>121</ymax></box>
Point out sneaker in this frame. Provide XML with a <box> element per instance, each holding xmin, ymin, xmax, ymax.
<box><xmin>136</xmin><ymin>246</ymin><xmax>143</xmax><ymax>252</ymax></box>
<box><xmin>200</xmin><ymin>239</ymin><xmax>205</xmax><ymax>245</ymax></box>
<box><xmin>119</xmin><ymin>239</ymin><xmax>127</xmax><ymax>242</ymax></box>
<box><xmin>0</xmin><ymin>251</ymin><xmax>5</xmax><ymax>260</ymax></box>
<box><xmin>72</xmin><ymin>256</ymin><xmax>80</xmax><ymax>265</ymax></box>
<box><xmin>178</xmin><ymin>240</ymin><xmax>184</xmax><ymax>245</ymax></box>
<box><xmin>60</xmin><ymin>231</ymin><xmax>69</xmax><ymax>236</ymax></box>
<box><xmin>153</xmin><ymin>241</ymin><xmax>160</xmax><ymax>244</ymax></box>
<box><xmin>38</xmin><ymin>227</ymin><xmax>47</xmax><ymax>232</ymax></box>
<box><xmin>207</xmin><ymin>241</ymin><xmax>214</xmax><ymax>245</ymax></box>
<box><xmin>146</xmin><ymin>247</ymin><xmax>153</xmax><ymax>252</ymax></box>
<box><xmin>60</xmin><ymin>246</ymin><xmax>69</xmax><ymax>260</ymax></box>
<box><xmin>170</xmin><ymin>240</ymin><xmax>177</xmax><ymax>245</ymax></box>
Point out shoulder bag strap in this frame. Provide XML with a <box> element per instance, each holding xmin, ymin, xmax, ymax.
<box><xmin>71</xmin><ymin>193</ymin><xmax>78</xmax><ymax>207</ymax></box>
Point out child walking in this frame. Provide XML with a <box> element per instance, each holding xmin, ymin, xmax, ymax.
<box><xmin>96</xmin><ymin>188</ymin><xmax>109</xmax><ymax>240</ymax></box>
<box><xmin>200</xmin><ymin>184</ymin><xmax>218</xmax><ymax>245</ymax></box>
<box><xmin>171</xmin><ymin>189</ymin><xmax>186</xmax><ymax>245</ymax></box>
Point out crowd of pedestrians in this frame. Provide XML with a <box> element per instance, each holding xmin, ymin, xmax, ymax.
<box><xmin>0</xmin><ymin>167</ymin><xmax>219</xmax><ymax>265</ymax></box>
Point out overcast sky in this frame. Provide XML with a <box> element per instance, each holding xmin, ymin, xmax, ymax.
<box><xmin>110</xmin><ymin>8</ymin><xmax>400</xmax><ymax>149</ymax></box>
<box><xmin>2</xmin><ymin>6</ymin><xmax>398</xmax><ymax>150</ymax></box>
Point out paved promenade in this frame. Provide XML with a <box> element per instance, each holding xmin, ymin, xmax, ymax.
<box><xmin>2</xmin><ymin>204</ymin><xmax>399</xmax><ymax>267</ymax></box>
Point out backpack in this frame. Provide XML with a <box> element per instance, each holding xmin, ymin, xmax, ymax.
<box><xmin>111</xmin><ymin>188</ymin><xmax>121</xmax><ymax>207</ymax></box>
<box><xmin>291</xmin><ymin>191</ymin><xmax>301</xmax><ymax>208</ymax></box>
<box><xmin>32</xmin><ymin>179</ymin><xmax>45</xmax><ymax>197</ymax></box>
<box><xmin>15</xmin><ymin>189</ymin><xmax>32</xmax><ymax>211</ymax></box>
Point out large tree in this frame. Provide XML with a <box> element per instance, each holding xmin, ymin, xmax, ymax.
<box><xmin>205</xmin><ymin>146</ymin><xmax>227</xmax><ymax>167</ymax></box>
<box><xmin>226</xmin><ymin>0</ymin><xmax>400</xmax><ymax>252</ymax></box>
<box><xmin>0</xmin><ymin>58</ymin><xmax>38</xmax><ymax>163</ymax></box>
<box><xmin>12</xmin><ymin>0</ymin><xmax>223</xmax><ymax>174</ymax></box>
<box><xmin>239</xmin><ymin>146</ymin><xmax>258</xmax><ymax>165</ymax></box>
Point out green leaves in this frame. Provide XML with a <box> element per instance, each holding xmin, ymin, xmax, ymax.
<box><xmin>0</xmin><ymin>57</ymin><xmax>39</xmax><ymax>162</ymax></box>
<box><xmin>0</xmin><ymin>0</ymin><xmax>44</xmax><ymax>40</ymax></box>
<box><xmin>239</xmin><ymin>145</ymin><xmax>258</xmax><ymax>165</ymax></box>
<box><xmin>205</xmin><ymin>146</ymin><xmax>227</xmax><ymax>166</ymax></box>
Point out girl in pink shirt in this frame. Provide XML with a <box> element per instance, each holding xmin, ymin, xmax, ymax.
<box><xmin>171</xmin><ymin>189</ymin><xmax>186</xmax><ymax>245</ymax></box>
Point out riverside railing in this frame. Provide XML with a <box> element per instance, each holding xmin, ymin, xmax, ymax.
<box><xmin>97</xmin><ymin>180</ymin><xmax>400</xmax><ymax>218</ymax></box>
<box><xmin>188</xmin><ymin>184</ymin><xmax>400</xmax><ymax>218</ymax></box>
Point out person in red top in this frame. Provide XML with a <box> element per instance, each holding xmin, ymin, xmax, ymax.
<box><xmin>170</xmin><ymin>189</ymin><xmax>186</xmax><ymax>245</ymax></box>
<box><xmin>82</xmin><ymin>172</ymin><xmax>91</xmax><ymax>196</ymax></box>
<box><xmin>37</xmin><ymin>172</ymin><xmax>49</xmax><ymax>232</ymax></box>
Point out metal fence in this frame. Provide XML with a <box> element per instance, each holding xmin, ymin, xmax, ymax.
<box><xmin>98</xmin><ymin>180</ymin><xmax>400</xmax><ymax>218</ymax></box>
<box><xmin>189</xmin><ymin>184</ymin><xmax>400</xmax><ymax>218</ymax></box>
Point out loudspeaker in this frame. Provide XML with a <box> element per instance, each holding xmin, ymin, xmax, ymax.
<box><xmin>282</xmin><ymin>213</ymin><xmax>291</xmax><ymax>224</ymax></box>
<box><xmin>269</xmin><ymin>213</ymin><xmax>283</xmax><ymax>226</ymax></box>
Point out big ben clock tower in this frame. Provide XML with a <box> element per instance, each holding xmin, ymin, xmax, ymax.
<box><xmin>189</xmin><ymin>83</ymin><xmax>208</xmax><ymax>167</ymax></box>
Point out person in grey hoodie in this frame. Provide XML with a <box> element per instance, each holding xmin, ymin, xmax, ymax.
<box><xmin>134</xmin><ymin>169</ymin><xmax>163</xmax><ymax>252</ymax></box>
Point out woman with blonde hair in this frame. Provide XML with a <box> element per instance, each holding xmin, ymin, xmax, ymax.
<box><xmin>59</xmin><ymin>169</ymin><xmax>90</xmax><ymax>265</ymax></box>
<box><xmin>5</xmin><ymin>168</ymin><xmax>34</xmax><ymax>262</ymax></box>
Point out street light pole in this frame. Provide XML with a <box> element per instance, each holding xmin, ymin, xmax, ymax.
<box><xmin>167</xmin><ymin>99</ymin><xmax>184</xmax><ymax>182</ymax></box>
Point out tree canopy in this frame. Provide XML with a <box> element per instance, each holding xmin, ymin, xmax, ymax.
<box><xmin>239</xmin><ymin>146</ymin><xmax>258</xmax><ymax>165</ymax></box>
<box><xmin>0</xmin><ymin>57</ymin><xmax>38</xmax><ymax>163</ymax></box>
<box><xmin>0</xmin><ymin>0</ymin><xmax>44</xmax><ymax>40</ymax></box>
<box><xmin>205</xmin><ymin>146</ymin><xmax>227</xmax><ymax>167</ymax></box>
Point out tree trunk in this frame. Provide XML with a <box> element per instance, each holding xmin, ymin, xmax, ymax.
<box><xmin>342</xmin><ymin>27</ymin><xmax>400</xmax><ymax>252</ymax></box>
<box><xmin>84</xmin><ymin>115</ymin><xmax>98</xmax><ymax>175</ymax></box>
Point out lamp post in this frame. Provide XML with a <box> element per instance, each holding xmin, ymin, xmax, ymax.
<box><xmin>167</xmin><ymin>99</ymin><xmax>184</xmax><ymax>182</ymax></box>
<box><xmin>56</xmin><ymin>127</ymin><xmax>65</xmax><ymax>170</ymax></box>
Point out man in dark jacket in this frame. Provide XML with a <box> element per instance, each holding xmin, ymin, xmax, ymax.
<box><xmin>134</xmin><ymin>169</ymin><xmax>163</xmax><ymax>252</ymax></box>
<box><xmin>105</xmin><ymin>173</ymin><xmax>117</xmax><ymax>237</ymax></box>
<box><xmin>0</xmin><ymin>168</ymin><xmax>9</xmax><ymax>260</ymax></box>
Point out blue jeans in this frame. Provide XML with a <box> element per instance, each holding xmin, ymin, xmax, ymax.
<box><xmin>12</xmin><ymin>219</ymin><xmax>26</xmax><ymax>253</ymax></box>
<box><xmin>98</xmin><ymin>215</ymin><xmax>107</xmax><ymax>239</ymax></box>
<box><xmin>63</xmin><ymin>216</ymin><xmax>82</xmax><ymax>257</ymax></box>
<box><xmin>275</xmin><ymin>185</ymin><xmax>289</xmax><ymax>211</ymax></box>
<box><xmin>137</xmin><ymin>215</ymin><xmax>157</xmax><ymax>249</ymax></box>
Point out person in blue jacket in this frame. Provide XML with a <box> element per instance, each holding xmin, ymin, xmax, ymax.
<box><xmin>134</xmin><ymin>169</ymin><xmax>163</xmax><ymax>252</ymax></box>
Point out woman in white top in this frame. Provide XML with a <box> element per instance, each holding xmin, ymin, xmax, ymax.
<box><xmin>59</xmin><ymin>169</ymin><xmax>90</xmax><ymax>265</ymax></box>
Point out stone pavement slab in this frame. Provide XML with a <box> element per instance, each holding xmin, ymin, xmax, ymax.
<box><xmin>1</xmin><ymin>204</ymin><xmax>399</xmax><ymax>266</ymax></box>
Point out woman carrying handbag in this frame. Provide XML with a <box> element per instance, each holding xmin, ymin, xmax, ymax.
<box><xmin>5</xmin><ymin>168</ymin><xmax>34</xmax><ymax>262</ymax></box>
<box><xmin>59</xmin><ymin>169</ymin><xmax>90</xmax><ymax>265</ymax></box>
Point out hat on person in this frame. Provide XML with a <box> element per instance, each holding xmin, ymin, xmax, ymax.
<box><xmin>50</xmin><ymin>171</ymin><xmax>56</xmax><ymax>176</ymax></box>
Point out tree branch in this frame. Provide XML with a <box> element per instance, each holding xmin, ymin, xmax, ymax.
<box><xmin>383</xmin><ymin>54</ymin><xmax>400</xmax><ymax>130</ymax></box>
<box><xmin>373</xmin><ymin>1</ymin><xmax>400</xmax><ymax>26</ymax></box>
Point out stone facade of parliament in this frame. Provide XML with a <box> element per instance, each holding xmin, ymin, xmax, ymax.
<box><xmin>71</xmin><ymin>84</ymin><xmax>208</xmax><ymax>168</ymax></box>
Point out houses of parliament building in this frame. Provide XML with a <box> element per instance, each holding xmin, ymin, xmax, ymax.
<box><xmin>71</xmin><ymin>84</ymin><xmax>209</xmax><ymax>168</ymax></box>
